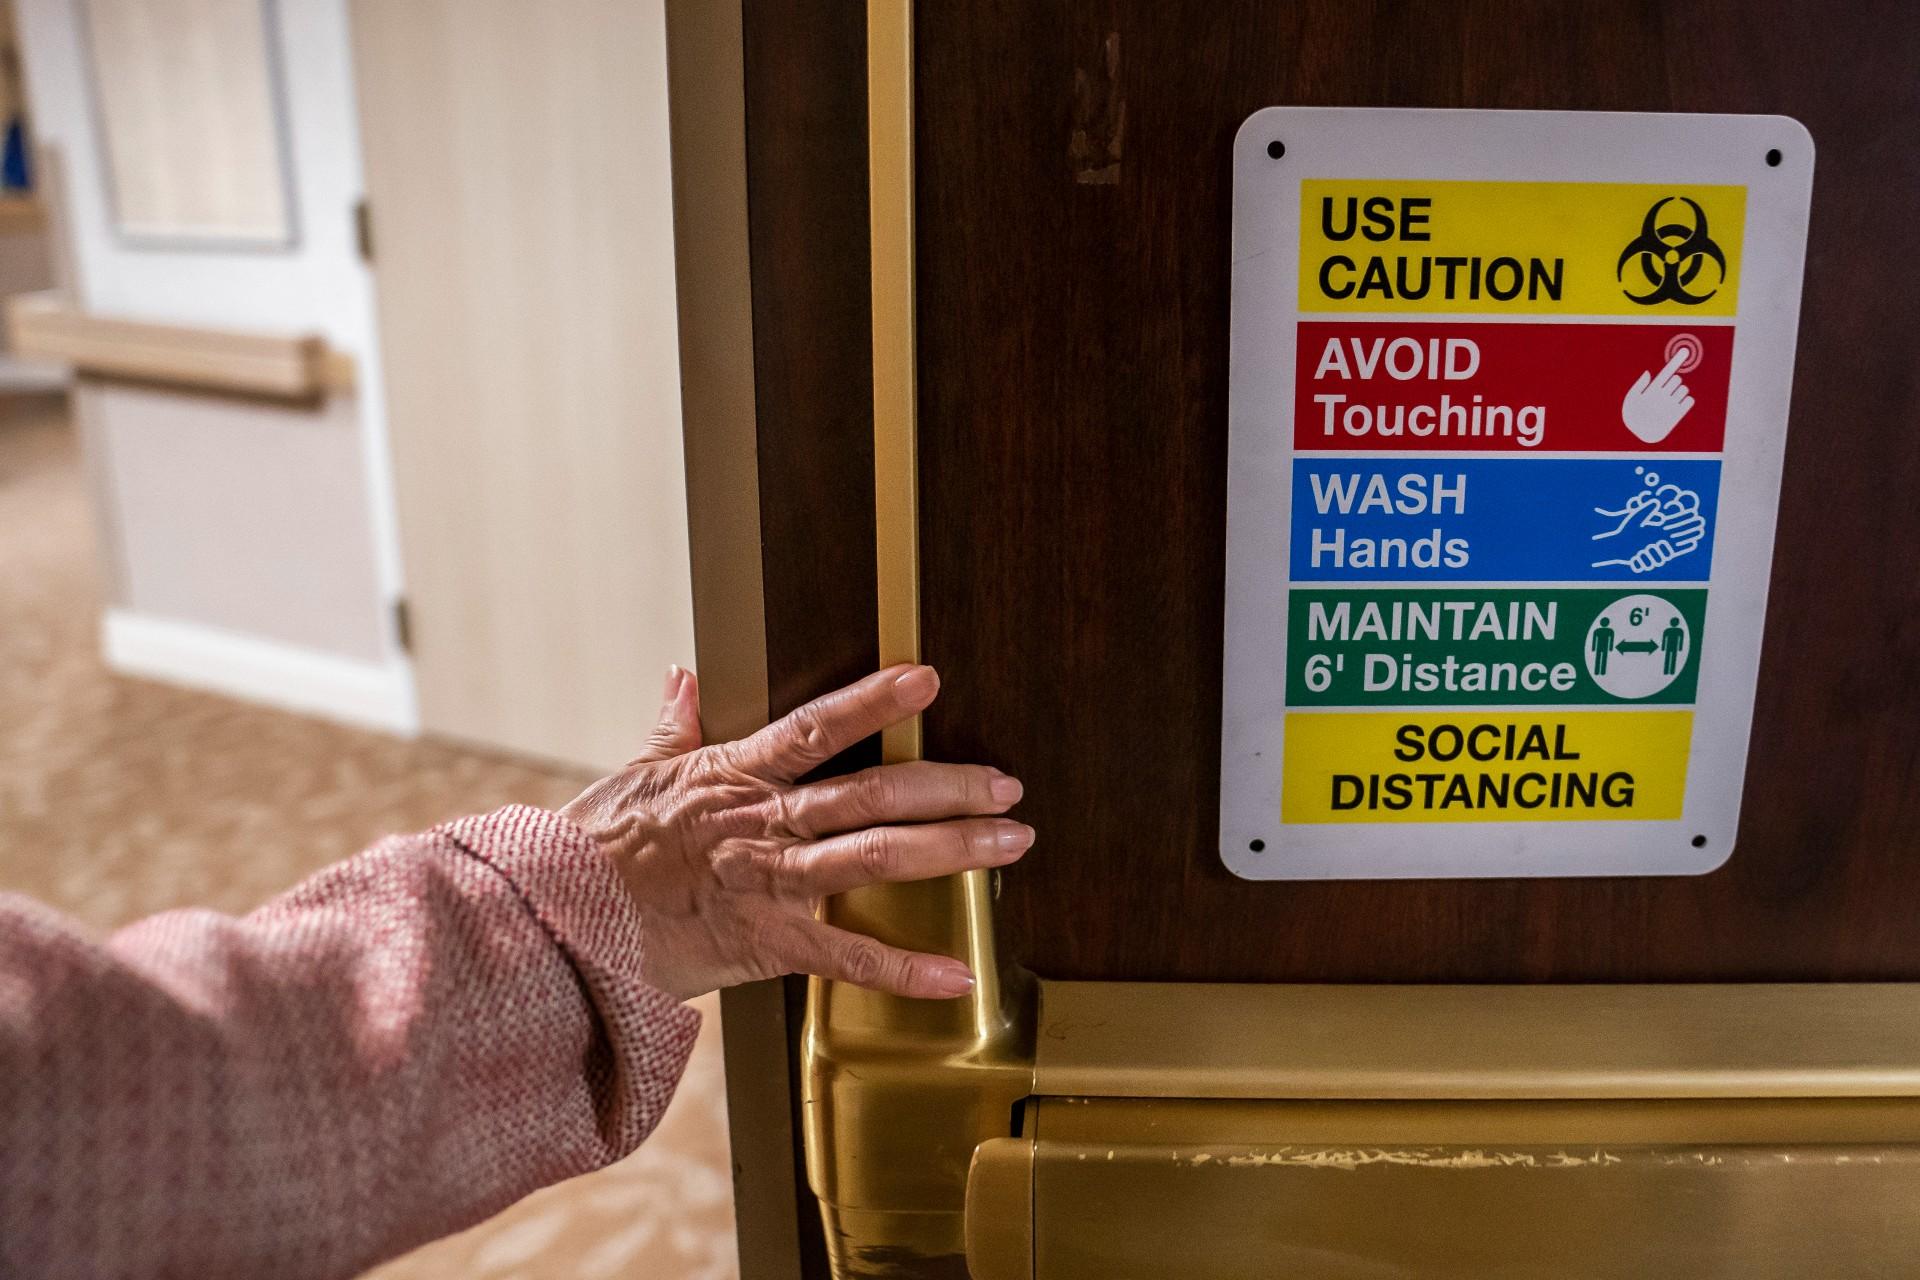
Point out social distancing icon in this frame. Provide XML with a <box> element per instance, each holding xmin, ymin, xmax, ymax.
<box><xmin>1585</xmin><ymin>594</ymin><xmax>1692</xmax><ymax>699</ymax></box>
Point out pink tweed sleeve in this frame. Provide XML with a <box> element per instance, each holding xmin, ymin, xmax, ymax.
<box><xmin>0</xmin><ymin>804</ymin><xmax>703</xmax><ymax>1280</ymax></box>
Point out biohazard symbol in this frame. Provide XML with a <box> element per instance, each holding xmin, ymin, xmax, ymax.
<box><xmin>1616</xmin><ymin>197</ymin><xmax>1727</xmax><ymax>306</ymax></box>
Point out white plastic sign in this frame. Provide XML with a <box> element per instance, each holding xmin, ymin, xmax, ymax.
<box><xmin>1220</xmin><ymin>109</ymin><xmax>1813</xmax><ymax>879</ymax></box>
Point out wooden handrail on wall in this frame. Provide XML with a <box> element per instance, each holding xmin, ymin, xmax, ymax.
<box><xmin>5</xmin><ymin>291</ymin><xmax>355</xmax><ymax>401</ymax></box>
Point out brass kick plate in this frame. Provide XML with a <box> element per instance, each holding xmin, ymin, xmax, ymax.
<box><xmin>953</xmin><ymin>981</ymin><xmax>1920</xmax><ymax>1278</ymax></box>
<box><xmin>969</xmin><ymin>1094</ymin><xmax>1920</xmax><ymax>1279</ymax></box>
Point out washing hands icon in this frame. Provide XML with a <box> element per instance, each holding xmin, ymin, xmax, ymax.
<box><xmin>1591</xmin><ymin>468</ymin><xmax>1707</xmax><ymax>573</ymax></box>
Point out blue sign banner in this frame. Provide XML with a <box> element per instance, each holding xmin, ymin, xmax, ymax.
<box><xmin>1289</xmin><ymin>457</ymin><xmax>1722</xmax><ymax>582</ymax></box>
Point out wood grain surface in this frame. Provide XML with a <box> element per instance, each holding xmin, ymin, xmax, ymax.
<box><xmin>904</xmin><ymin>0</ymin><xmax>1920</xmax><ymax>984</ymax></box>
<box><xmin>744</xmin><ymin>8</ymin><xmax>1920</xmax><ymax>1230</ymax></box>
<box><xmin>742</xmin><ymin>4</ymin><xmax>1918</xmax><ymax>1275</ymax></box>
<box><xmin>741</xmin><ymin>4</ymin><xmax>875</xmax><ymax>1276</ymax></box>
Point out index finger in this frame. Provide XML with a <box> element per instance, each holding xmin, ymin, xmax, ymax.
<box><xmin>733</xmin><ymin>665</ymin><xmax>939</xmax><ymax>781</ymax></box>
<box><xmin>1654</xmin><ymin>347</ymin><xmax>1690</xmax><ymax>387</ymax></box>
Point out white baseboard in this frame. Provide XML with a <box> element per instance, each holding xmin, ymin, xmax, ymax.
<box><xmin>102</xmin><ymin>610</ymin><xmax>418</xmax><ymax>735</ymax></box>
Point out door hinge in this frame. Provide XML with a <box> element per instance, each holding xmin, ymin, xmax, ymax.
<box><xmin>391</xmin><ymin>597</ymin><xmax>412</xmax><ymax>653</ymax></box>
<box><xmin>354</xmin><ymin>199</ymin><xmax>375</xmax><ymax>263</ymax></box>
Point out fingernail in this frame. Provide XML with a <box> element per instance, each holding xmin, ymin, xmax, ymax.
<box><xmin>995</xmin><ymin>823</ymin><xmax>1035</xmax><ymax>854</ymax></box>
<box><xmin>662</xmin><ymin>665</ymin><xmax>685</xmax><ymax>701</ymax></box>
<box><xmin>990</xmin><ymin>774</ymin><xmax>1024</xmax><ymax>805</ymax></box>
<box><xmin>929</xmin><ymin>963</ymin><xmax>975</xmax><ymax>997</ymax></box>
<box><xmin>894</xmin><ymin>665</ymin><xmax>939</xmax><ymax>702</ymax></box>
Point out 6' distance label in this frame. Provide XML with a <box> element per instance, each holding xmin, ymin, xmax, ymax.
<box><xmin>1220</xmin><ymin>108</ymin><xmax>1813</xmax><ymax>880</ymax></box>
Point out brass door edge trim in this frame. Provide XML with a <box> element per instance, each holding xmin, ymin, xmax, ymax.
<box><xmin>1036</xmin><ymin>980</ymin><xmax>1920</xmax><ymax>1100</ymax></box>
<box><xmin>868</xmin><ymin>0</ymin><xmax>921</xmax><ymax>763</ymax></box>
<box><xmin>801</xmin><ymin>4</ymin><xmax>1030</xmax><ymax>1274</ymax></box>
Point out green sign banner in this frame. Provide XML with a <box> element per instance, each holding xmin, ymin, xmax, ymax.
<box><xmin>1285</xmin><ymin>587</ymin><xmax>1708</xmax><ymax>707</ymax></box>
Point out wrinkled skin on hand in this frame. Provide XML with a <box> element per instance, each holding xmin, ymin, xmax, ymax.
<box><xmin>563</xmin><ymin>665</ymin><xmax>1030</xmax><ymax>1001</ymax></box>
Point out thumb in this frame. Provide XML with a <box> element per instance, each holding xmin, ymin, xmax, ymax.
<box><xmin>631</xmin><ymin>665</ymin><xmax>703</xmax><ymax>763</ymax></box>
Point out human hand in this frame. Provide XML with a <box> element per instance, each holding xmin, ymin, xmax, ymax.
<box><xmin>1620</xmin><ymin>347</ymin><xmax>1697</xmax><ymax>444</ymax></box>
<box><xmin>562</xmin><ymin>664</ymin><xmax>1029</xmax><ymax>1002</ymax></box>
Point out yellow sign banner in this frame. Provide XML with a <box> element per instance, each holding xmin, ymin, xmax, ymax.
<box><xmin>1298</xmin><ymin>180</ymin><xmax>1746</xmax><ymax>316</ymax></box>
<box><xmin>1282</xmin><ymin>710</ymin><xmax>1692</xmax><ymax>824</ymax></box>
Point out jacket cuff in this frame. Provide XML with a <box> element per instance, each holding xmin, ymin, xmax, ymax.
<box><xmin>438</xmin><ymin>804</ymin><xmax>703</xmax><ymax>1147</ymax></box>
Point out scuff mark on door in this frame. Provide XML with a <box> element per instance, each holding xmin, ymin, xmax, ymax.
<box><xmin>1071</xmin><ymin>32</ymin><xmax>1124</xmax><ymax>185</ymax></box>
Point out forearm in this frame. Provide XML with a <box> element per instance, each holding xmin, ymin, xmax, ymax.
<box><xmin>0</xmin><ymin>806</ymin><xmax>700</xmax><ymax>1280</ymax></box>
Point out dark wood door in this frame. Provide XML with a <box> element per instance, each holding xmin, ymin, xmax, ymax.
<box><xmin>920</xmin><ymin>0</ymin><xmax>1920</xmax><ymax>986</ymax></box>
<box><xmin>729</xmin><ymin>4</ymin><xmax>1920</xmax><ymax>1275</ymax></box>
<box><xmin>744</xmin><ymin>0</ymin><xmax>1920</xmax><ymax>995</ymax></box>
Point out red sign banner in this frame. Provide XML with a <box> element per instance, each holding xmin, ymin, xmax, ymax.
<box><xmin>1293</xmin><ymin>321</ymin><xmax>1733</xmax><ymax>453</ymax></box>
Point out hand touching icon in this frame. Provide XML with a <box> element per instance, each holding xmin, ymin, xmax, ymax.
<box><xmin>1592</xmin><ymin>470</ymin><xmax>1708</xmax><ymax>574</ymax></box>
<box><xmin>1620</xmin><ymin>346</ymin><xmax>1697</xmax><ymax>444</ymax></box>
